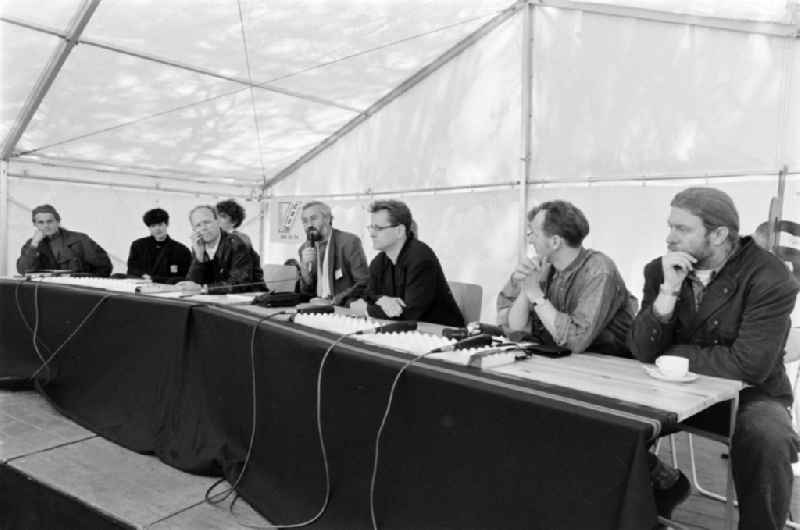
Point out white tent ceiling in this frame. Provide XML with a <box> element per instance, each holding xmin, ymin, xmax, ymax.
<box><xmin>1</xmin><ymin>0</ymin><xmax>516</xmax><ymax>194</ymax></box>
<box><xmin>2</xmin><ymin>0</ymin><xmax>797</xmax><ymax>195</ymax></box>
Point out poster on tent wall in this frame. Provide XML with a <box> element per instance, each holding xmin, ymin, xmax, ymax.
<box><xmin>269</xmin><ymin>199</ymin><xmax>304</xmax><ymax>242</ymax></box>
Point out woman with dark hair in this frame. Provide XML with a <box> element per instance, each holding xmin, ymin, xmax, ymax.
<box><xmin>284</xmin><ymin>258</ymin><xmax>302</xmax><ymax>292</ymax></box>
<box><xmin>216</xmin><ymin>199</ymin><xmax>252</xmax><ymax>248</ymax></box>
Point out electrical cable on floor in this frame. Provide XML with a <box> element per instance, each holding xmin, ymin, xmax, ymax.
<box><xmin>206</xmin><ymin>310</ymin><xmax>354</xmax><ymax>529</ymax></box>
<box><xmin>205</xmin><ymin>311</ymin><xmax>291</xmax><ymax>507</ymax></box>
<box><xmin>368</xmin><ymin>349</ymin><xmax>436</xmax><ymax>530</ymax></box>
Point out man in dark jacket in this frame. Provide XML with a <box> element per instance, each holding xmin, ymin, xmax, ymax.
<box><xmin>127</xmin><ymin>208</ymin><xmax>191</xmax><ymax>283</ymax></box>
<box><xmin>297</xmin><ymin>201</ymin><xmax>369</xmax><ymax>306</ymax></box>
<box><xmin>17</xmin><ymin>204</ymin><xmax>112</xmax><ymax>277</ymax></box>
<box><xmin>629</xmin><ymin>187</ymin><xmax>799</xmax><ymax>529</ymax></box>
<box><xmin>175</xmin><ymin>205</ymin><xmax>263</xmax><ymax>294</ymax></box>
<box><xmin>355</xmin><ymin>199</ymin><xmax>464</xmax><ymax>327</ymax></box>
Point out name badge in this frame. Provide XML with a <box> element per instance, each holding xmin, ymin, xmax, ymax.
<box><xmin>335</xmin><ymin>268</ymin><xmax>343</xmax><ymax>280</ymax></box>
<box><xmin>170</xmin><ymin>264</ymin><xmax>178</xmax><ymax>273</ymax></box>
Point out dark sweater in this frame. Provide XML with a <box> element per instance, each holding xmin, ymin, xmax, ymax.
<box><xmin>17</xmin><ymin>228</ymin><xmax>112</xmax><ymax>277</ymax></box>
<box><xmin>364</xmin><ymin>238</ymin><xmax>465</xmax><ymax>327</ymax></box>
<box><xmin>186</xmin><ymin>231</ymin><xmax>264</xmax><ymax>294</ymax></box>
<box><xmin>127</xmin><ymin>235</ymin><xmax>192</xmax><ymax>284</ymax></box>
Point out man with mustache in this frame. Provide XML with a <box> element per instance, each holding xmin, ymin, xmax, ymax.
<box><xmin>629</xmin><ymin>187</ymin><xmax>799</xmax><ymax>529</ymax></box>
<box><xmin>297</xmin><ymin>201</ymin><xmax>368</xmax><ymax>306</ymax></box>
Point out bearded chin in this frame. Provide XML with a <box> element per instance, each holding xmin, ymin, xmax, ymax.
<box><xmin>692</xmin><ymin>237</ymin><xmax>715</xmax><ymax>267</ymax></box>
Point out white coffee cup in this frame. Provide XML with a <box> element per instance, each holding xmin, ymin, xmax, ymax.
<box><xmin>656</xmin><ymin>355</ymin><xmax>689</xmax><ymax>378</ymax></box>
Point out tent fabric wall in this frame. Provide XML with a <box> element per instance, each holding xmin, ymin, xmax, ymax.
<box><xmin>787</xmin><ymin>43</ymin><xmax>800</xmax><ymax>169</ymax></box>
<box><xmin>5</xmin><ymin>179</ymin><xmax>263</xmax><ymax>276</ymax></box>
<box><xmin>531</xmin><ymin>7</ymin><xmax>795</xmax><ymax>181</ymax></box>
<box><xmin>271</xmin><ymin>12</ymin><xmax>524</xmax><ymax>196</ymax></box>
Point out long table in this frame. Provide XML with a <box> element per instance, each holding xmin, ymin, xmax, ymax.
<box><xmin>0</xmin><ymin>279</ymin><xmax>743</xmax><ymax>529</ymax></box>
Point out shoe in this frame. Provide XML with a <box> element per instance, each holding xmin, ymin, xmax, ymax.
<box><xmin>653</xmin><ymin>471</ymin><xmax>690</xmax><ymax>520</ymax></box>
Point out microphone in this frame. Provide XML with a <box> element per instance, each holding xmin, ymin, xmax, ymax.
<box><xmin>306</xmin><ymin>230</ymin><xmax>316</xmax><ymax>273</ymax></box>
<box><xmin>305</xmin><ymin>230</ymin><xmax>321</xmax><ymax>273</ymax></box>
<box><xmin>429</xmin><ymin>333</ymin><xmax>494</xmax><ymax>353</ymax></box>
<box><xmin>356</xmin><ymin>321</ymin><xmax>418</xmax><ymax>335</ymax></box>
<box><xmin>295</xmin><ymin>305</ymin><xmax>336</xmax><ymax>315</ymax></box>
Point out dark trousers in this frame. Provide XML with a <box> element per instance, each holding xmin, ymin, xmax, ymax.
<box><xmin>731</xmin><ymin>389</ymin><xmax>799</xmax><ymax>530</ymax></box>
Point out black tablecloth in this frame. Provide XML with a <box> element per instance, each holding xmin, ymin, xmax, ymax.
<box><xmin>0</xmin><ymin>279</ymin><xmax>672</xmax><ymax>529</ymax></box>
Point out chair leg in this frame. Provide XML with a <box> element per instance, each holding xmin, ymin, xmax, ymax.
<box><xmin>669</xmin><ymin>434</ymin><xmax>679</xmax><ymax>468</ymax></box>
<box><xmin>687</xmin><ymin>433</ymin><xmax>737</xmax><ymax>505</ymax></box>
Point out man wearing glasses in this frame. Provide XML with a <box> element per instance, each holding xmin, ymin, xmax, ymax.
<box><xmin>297</xmin><ymin>201</ymin><xmax>369</xmax><ymax>305</ymax></box>
<box><xmin>353</xmin><ymin>199</ymin><xmax>464</xmax><ymax>327</ymax></box>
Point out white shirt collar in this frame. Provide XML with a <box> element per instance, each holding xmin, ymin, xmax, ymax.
<box><xmin>205</xmin><ymin>237</ymin><xmax>220</xmax><ymax>259</ymax></box>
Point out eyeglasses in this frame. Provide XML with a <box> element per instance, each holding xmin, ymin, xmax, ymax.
<box><xmin>366</xmin><ymin>224</ymin><xmax>398</xmax><ymax>232</ymax></box>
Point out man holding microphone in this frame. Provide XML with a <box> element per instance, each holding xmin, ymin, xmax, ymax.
<box><xmin>297</xmin><ymin>201</ymin><xmax>369</xmax><ymax>306</ymax></box>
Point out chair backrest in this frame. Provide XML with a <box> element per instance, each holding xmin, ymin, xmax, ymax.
<box><xmin>448</xmin><ymin>281</ymin><xmax>483</xmax><ymax>323</ymax></box>
<box><xmin>262</xmin><ymin>264</ymin><xmax>298</xmax><ymax>293</ymax></box>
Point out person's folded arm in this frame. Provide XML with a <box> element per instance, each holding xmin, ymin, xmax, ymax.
<box><xmin>176</xmin><ymin>245</ymin><xmax>192</xmax><ymax>279</ymax></box>
<box><xmin>186</xmin><ymin>258</ymin><xmax>210</xmax><ymax>286</ymax></box>
<box><xmin>666</xmin><ymin>279</ymin><xmax>798</xmax><ymax>383</ymax></box>
<box><xmin>364</xmin><ymin>258</ymin><xmax>437</xmax><ymax>321</ymax></box>
<box><xmin>629</xmin><ymin>259</ymin><xmax>679</xmax><ymax>363</ymax></box>
<box><xmin>17</xmin><ymin>241</ymin><xmax>41</xmax><ymax>274</ymax></box>
<box><xmin>496</xmin><ymin>275</ymin><xmax>522</xmax><ymax>330</ymax></box>
<box><xmin>81</xmin><ymin>238</ymin><xmax>112</xmax><ymax>277</ymax></box>
<box><xmin>551</xmin><ymin>271</ymin><xmax>623</xmax><ymax>353</ymax></box>
<box><xmin>126</xmin><ymin>242</ymin><xmax>145</xmax><ymax>277</ymax></box>
<box><xmin>207</xmin><ymin>244</ymin><xmax>255</xmax><ymax>294</ymax></box>
<box><xmin>506</xmin><ymin>288</ymin><xmax>533</xmax><ymax>332</ymax></box>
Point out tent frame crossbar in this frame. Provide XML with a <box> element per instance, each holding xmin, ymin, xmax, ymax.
<box><xmin>6</xmin><ymin>171</ymin><xmax>252</xmax><ymax>199</ymax></box>
<box><xmin>262</xmin><ymin>0</ymin><xmax>529</xmax><ymax>191</ymax></box>
<box><xmin>0</xmin><ymin>0</ymin><xmax>101</xmax><ymax>161</ymax></box>
<box><xmin>13</xmin><ymin>154</ymin><xmax>264</xmax><ymax>187</ymax></box>
<box><xmin>12</xmin><ymin>158</ymin><xmax>258</xmax><ymax>189</ymax></box>
<box><xmin>265</xmin><ymin>169</ymin><xmax>799</xmax><ymax>200</ymax></box>
<box><xmin>536</xmin><ymin>0</ymin><xmax>800</xmax><ymax>39</ymax></box>
<box><xmin>0</xmin><ymin>15</ymin><xmax>362</xmax><ymax>116</ymax></box>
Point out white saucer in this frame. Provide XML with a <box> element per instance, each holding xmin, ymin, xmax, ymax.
<box><xmin>643</xmin><ymin>365</ymin><xmax>698</xmax><ymax>383</ymax></box>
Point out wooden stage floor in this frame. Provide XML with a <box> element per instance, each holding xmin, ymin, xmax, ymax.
<box><xmin>1</xmin><ymin>389</ymin><xmax>798</xmax><ymax>529</ymax></box>
<box><xmin>0</xmin><ymin>390</ymin><xmax>271</xmax><ymax>529</ymax></box>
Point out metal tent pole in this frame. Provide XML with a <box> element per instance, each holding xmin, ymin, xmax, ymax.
<box><xmin>0</xmin><ymin>0</ymin><xmax>101</xmax><ymax>160</ymax></box>
<box><xmin>0</xmin><ymin>160</ymin><xmax>8</xmax><ymax>276</ymax></box>
<box><xmin>519</xmin><ymin>1</ymin><xmax>534</xmax><ymax>258</ymax></box>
